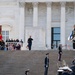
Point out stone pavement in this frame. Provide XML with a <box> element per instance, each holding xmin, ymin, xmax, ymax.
<box><xmin>0</xmin><ymin>50</ymin><xmax>75</xmax><ymax>75</ymax></box>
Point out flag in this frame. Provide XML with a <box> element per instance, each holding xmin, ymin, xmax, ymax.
<box><xmin>68</xmin><ymin>32</ymin><xmax>73</xmax><ymax>41</ymax></box>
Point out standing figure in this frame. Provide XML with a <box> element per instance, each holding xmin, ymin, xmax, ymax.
<box><xmin>27</xmin><ymin>36</ymin><xmax>33</xmax><ymax>50</ymax></box>
<box><xmin>58</xmin><ymin>44</ymin><xmax>62</xmax><ymax>61</ymax></box>
<box><xmin>20</xmin><ymin>39</ymin><xmax>23</xmax><ymax>47</ymax></box>
<box><xmin>44</xmin><ymin>53</ymin><xmax>49</xmax><ymax>75</ymax></box>
<box><xmin>71</xmin><ymin>25</ymin><xmax>75</xmax><ymax>49</ymax></box>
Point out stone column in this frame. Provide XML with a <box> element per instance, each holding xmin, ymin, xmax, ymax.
<box><xmin>33</xmin><ymin>2</ymin><xmax>38</xmax><ymax>27</ymax></box>
<box><xmin>60</xmin><ymin>2</ymin><xmax>66</xmax><ymax>47</ymax></box>
<box><xmin>46</xmin><ymin>2</ymin><xmax>52</xmax><ymax>49</ymax></box>
<box><xmin>19</xmin><ymin>2</ymin><xmax>25</xmax><ymax>42</ymax></box>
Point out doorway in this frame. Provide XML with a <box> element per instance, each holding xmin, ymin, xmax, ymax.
<box><xmin>51</xmin><ymin>27</ymin><xmax>60</xmax><ymax>49</ymax></box>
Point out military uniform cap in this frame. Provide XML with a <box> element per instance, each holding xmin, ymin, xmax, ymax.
<box><xmin>46</xmin><ymin>53</ymin><xmax>49</xmax><ymax>55</ymax></box>
<box><xmin>57</xmin><ymin>69</ymin><xmax>63</xmax><ymax>72</ymax></box>
<box><xmin>61</xmin><ymin>66</ymin><xmax>72</xmax><ymax>72</ymax></box>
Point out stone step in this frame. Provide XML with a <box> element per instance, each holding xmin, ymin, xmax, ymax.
<box><xmin>21</xmin><ymin>43</ymin><xmax>47</xmax><ymax>50</ymax></box>
<box><xmin>0</xmin><ymin>50</ymin><xmax>75</xmax><ymax>75</ymax></box>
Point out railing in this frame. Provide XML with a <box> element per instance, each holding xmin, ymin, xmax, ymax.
<box><xmin>5</xmin><ymin>42</ymin><xmax>21</xmax><ymax>45</ymax></box>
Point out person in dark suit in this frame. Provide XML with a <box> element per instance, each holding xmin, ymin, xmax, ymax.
<box><xmin>44</xmin><ymin>53</ymin><xmax>49</xmax><ymax>75</ymax></box>
<box><xmin>27</xmin><ymin>36</ymin><xmax>33</xmax><ymax>50</ymax></box>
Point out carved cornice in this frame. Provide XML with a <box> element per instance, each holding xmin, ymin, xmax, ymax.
<box><xmin>18</xmin><ymin>0</ymin><xmax>74</xmax><ymax>2</ymax></box>
<box><xmin>46</xmin><ymin>2</ymin><xmax>52</xmax><ymax>7</ymax></box>
<box><xmin>32</xmin><ymin>2</ymin><xmax>38</xmax><ymax>7</ymax></box>
<box><xmin>19</xmin><ymin>2</ymin><xmax>25</xmax><ymax>7</ymax></box>
<box><xmin>60</xmin><ymin>2</ymin><xmax>66</xmax><ymax>7</ymax></box>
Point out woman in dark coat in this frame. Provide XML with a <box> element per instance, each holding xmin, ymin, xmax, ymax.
<box><xmin>58</xmin><ymin>44</ymin><xmax>62</xmax><ymax>61</ymax></box>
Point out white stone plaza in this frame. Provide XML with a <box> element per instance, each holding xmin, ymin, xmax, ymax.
<box><xmin>0</xmin><ymin>0</ymin><xmax>75</xmax><ymax>50</ymax></box>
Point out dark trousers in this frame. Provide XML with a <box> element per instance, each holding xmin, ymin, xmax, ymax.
<box><xmin>73</xmin><ymin>42</ymin><xmax>75</xmax><ymax>49</ymax></box>
<box><xmin>28</xmin><ymin>43</ymin><xmax>32</xmax><ymax>50</ymax></box>
<box><xmin>44</xmin><ymin>67</ymin><xmax>48</xmax><ymax>75</ymax></box>
<box><xmin>58</xmin><ymin>72</ymin><xmax>62</xmax><ymax>75</ymax></box>
<box><xmin>58</xmin><ymin>53</ymin><xmax>62</xmax><ymax>61</ymax></box>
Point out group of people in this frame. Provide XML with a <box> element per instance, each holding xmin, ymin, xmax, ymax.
<box><xmin>44</xmin><ymin>52</ymin><xmax>75</xmax><ymax>75</ymax></box>
<box><xmin>0</xmin><ymin>39</ymin><xmax>23</xmax><ymax>50</ymax></box>
<box><xmin>0</xmin><ymin>34</ymin><xmax>34</xmax><ymax>51</ymax></box>
<box><xmin>5</xmin><ymin>43</ymin><xmax>21</xmax><ymax>50</ymax></box>
<box><xmin>57</xmin><ymin>58</ymin><xmax>75</xmax><ymax>75</ymax></box>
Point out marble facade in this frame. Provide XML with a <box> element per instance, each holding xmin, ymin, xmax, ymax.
<box><xmin>0</xmin><ymin>0</ymin><xmax>75</xmax><ymax>50</ymax></box>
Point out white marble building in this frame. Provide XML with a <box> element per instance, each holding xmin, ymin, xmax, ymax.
<box><xmin>0</xmin><ymin>0</ymin><xmax>75</xmax><ymax>50</ymax></box>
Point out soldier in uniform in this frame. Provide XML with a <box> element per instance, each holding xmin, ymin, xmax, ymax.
<box><xmin>44</xmin><ymin>53</ymin><xmax>49</xmax><ymax>75</ymax></box>
<box><xmin>58</xmin><ymin>44</ymin><xmax>62</xmax><ymax>61</ymax></box>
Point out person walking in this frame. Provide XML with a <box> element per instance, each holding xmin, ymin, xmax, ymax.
<box><xmin>58</xmin><ymin>44</ymin><xmax>62</xmax><ymax>61</ymax></box>
<box><xmin>44</xmin><ymin>53</ymin><xmax>49</xmax><ymax>75</ymax></box>
<box><xmin>27</xmin><ymin>36</ymin><xmax>33</xmax><ymax>50</ymax></box>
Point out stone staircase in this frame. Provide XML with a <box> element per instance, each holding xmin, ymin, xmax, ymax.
<box><xmin>21</xmin><ymin>43</ymin><xmax>47</xmax><ymax>50</ymax></box>
<box><xmin>0</xmin><ymin>50</ymin><xmax>75</xmax><ymax>75</ymax></box>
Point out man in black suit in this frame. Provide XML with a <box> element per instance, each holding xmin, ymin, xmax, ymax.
<box><xmin>44</xmin><ymin>53</ymin><xmax>49</xmax><ymax>75</ymax></box>
<box><xmin>27</xmin><ymin>36</ymin><xmax>33</xmax><ymax>50</ymax></box>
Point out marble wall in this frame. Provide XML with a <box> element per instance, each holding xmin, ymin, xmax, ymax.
<box><xmin>25</xmin><ymin>3</ymin><xmax>33</xmax><ymax>27</ymax></box>
<box><xmin>66</xmin><ymin>2</ymin><xmax>74</xmax><ymax>48</ymax></box>
<box><xmin>0</xmin><ymin>2</ymin><xmax>19</xmax><ymax>39</ymax></box>
<box><xmin>25</xmin><ymin>2</ymin><xmax>75</xmax><ymax>48</ymax></box>
<box><xmin>0</xmin><ymin>1</ymin><xmax>74</xmax><ymax>49</ymax></box>
<box><xmin>25</xmin><ymin>27</ymin><xmax>45</xmax><ymax>48</ymax></box>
